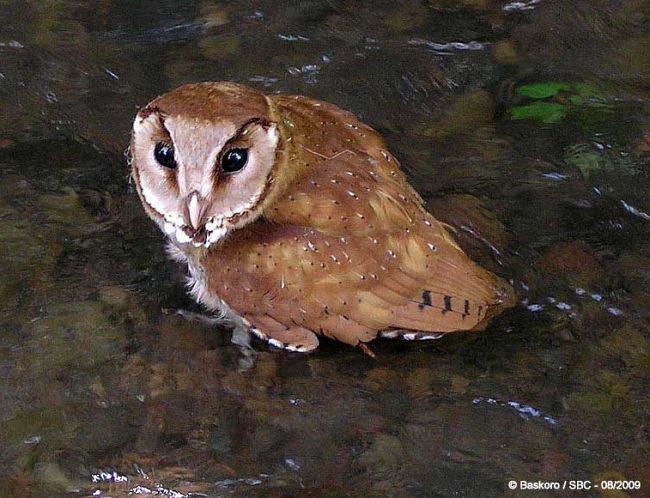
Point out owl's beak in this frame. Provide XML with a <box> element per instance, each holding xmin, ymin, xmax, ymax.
<box><xmin>185</xmin><ymin>191</ymin><xmax>205</xmax><ymax>231</ymax></box>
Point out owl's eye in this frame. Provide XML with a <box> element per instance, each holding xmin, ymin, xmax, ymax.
<box><xmin>154</xmin><ymin>142</ymin><xmax>176</xmax><ymax>169</ymax></box>
<box><xmin>221</xmin><ymin>148</ymin><xmax>248</xmax><ymax>174</ymax></box>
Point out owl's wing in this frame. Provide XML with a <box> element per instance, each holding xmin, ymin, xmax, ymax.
<box><xmin>202</xmin><ymin>215</ymin><xmax>514</xmax><ymax>346</ymax></box>
<box><xmin>200</xmin><ymin>94</ymin><xmax>514</xmax><ymax>346</ymax></box>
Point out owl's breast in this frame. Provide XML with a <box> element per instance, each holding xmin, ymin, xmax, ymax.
<box><xmin>179</xmin><ymin>249</ymin><xmax>244</xmax><ymax>328</ymax></box>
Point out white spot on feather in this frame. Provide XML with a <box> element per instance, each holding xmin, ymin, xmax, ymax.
<box><xmin>206</xmin><ymin>227</ymin><xmax>227</xmax><ymax>246</ymax></box>
<box><xmin>417</xmin><ymin>333</ymin><xmax>444</xmax><ymax>340</ymax></box>
<box><xmin>269</xmin><ymin>338</ymin><xmax>284</xmax><ymax>348</ymax></box>
<box><xmin>175</xmin><ymin>229</ymin><xmax>192</xmax><ymax>244</ymax></box>
<box><xmin>251</xmin><ymin>327</ymin><xmax>268</xmax><ymax>340</ymax></box>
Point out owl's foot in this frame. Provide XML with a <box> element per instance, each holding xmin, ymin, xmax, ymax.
<box><xmin>250</xmin><ymin>325</ymin><xmax>319</xmax><ymax>353</ymax></box>
<box><xmin>162</xmin><ymin>308</ymin><xmax>257</xmax><ymax>370</ymax></box>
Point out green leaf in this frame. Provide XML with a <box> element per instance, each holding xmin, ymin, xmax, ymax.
<box><xmin>569</xmin><ymin>95</ymin><xmax>583</xmax><ymax>106</ymax></box>
<box><xmin>516</xmin><ymin>82</ymin><xmax>570</xmax><ymax>99</ymax></box>
<box><xmin>511</xmin><ymin>101</ymin><xmax>567</xmax><ymax>123</ymax></box>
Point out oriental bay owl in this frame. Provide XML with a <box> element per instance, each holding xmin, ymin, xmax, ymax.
<box><xmin>130</xmin><ymin>82</ymin><xmax>514</xmax><ymax>352</ymax></box>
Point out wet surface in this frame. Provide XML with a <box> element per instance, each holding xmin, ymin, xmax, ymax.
<box><xmin>0</xmin><ymin>1</ymin><xmax>649</xmax><ymax>496</ymax></box>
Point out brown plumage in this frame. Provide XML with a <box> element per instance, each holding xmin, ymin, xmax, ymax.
<box><xmin>130</xmin><ymin>82</ymin><xmax>515</xmax><ymax>352</ymax></box>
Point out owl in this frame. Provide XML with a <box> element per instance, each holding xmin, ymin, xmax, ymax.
<box><xmin>130</xmin><ymin>82</ymin><xmax>514</xmax><ymax>353</ymax></box>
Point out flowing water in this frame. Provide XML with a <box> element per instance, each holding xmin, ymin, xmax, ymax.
<box><xmin>0</xmin><ymin>1</ymin><xmax>648</xmax><ymax>497</ymax></box>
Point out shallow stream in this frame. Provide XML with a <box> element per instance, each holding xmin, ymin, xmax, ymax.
<box><xmin>0</xmin><ymin>1</ymin><xmax>648</xmax><ymax>496</ymax></box>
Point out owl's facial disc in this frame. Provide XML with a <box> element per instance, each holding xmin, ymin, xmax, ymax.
<box><xmin>132</xmin><ymin>108</ymin><xmax>279</xmax><ymax>248</ymax></box>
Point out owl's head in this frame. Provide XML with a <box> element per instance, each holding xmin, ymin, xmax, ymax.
<box><xmin>130</xmin><ymin>82</ymin><xmax>284</xmax><ymax>248</ymax></box>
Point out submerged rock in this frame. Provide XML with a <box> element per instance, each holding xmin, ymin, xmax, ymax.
<box><xmin>25</xmin><ymin>301</ymin><xmax>125</xmax><ymax>376</ymax></box>
<box><xmin>421</xmin><ymin>89</ymin><xmax>495</xmax><ymax>140</ymax></box>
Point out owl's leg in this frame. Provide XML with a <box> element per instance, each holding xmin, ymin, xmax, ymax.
<box><xmin>162</xmin><ymin>307</ymin><xmax>257</xmax><ymax>370</ymax></box>
<box><xmin>245</xmin><ymin>314</ymin><xmax>319</xmax><ymax>352</ymax></box>
<box><xmin>231</xmin><ymin>320</ymin><xmax>257</xmax><ymax>372</ymax></box>
<box><xmin>162</xmin><ymin>308</ymin><xmax>229</xmax><ymax>326</ymax></box>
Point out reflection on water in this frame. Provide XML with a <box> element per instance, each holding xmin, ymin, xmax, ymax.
<box><xmin>0</xmin><ymin>1</ymin><xmax>648</xmax><ymax>496</ymax></box>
